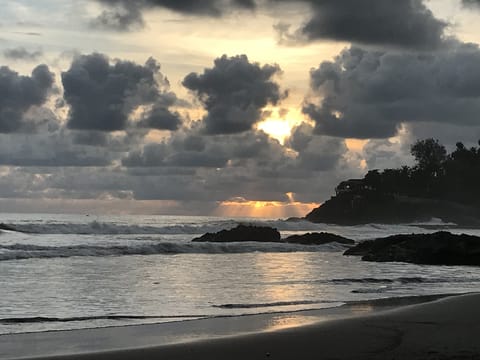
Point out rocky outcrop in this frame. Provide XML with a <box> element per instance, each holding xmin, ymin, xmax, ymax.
<box><xmin>192</xmin><ymin>225</ymin><xmax>354</xmax><ymax>246</ymax></box>
<box><xmin>284</xmin><ymin>232</ymin><xmax>354</xmax><ymax>245</ymax></box>
<box><xmin>306</xmin><ymin>192</ymin><xmax>480</xmax><ymax>226</ymax></box>
<box><xmin>192</xmin><ymin>225</ymin><xmax>281</xmax><ymax>243</ymax></box>
<box><xmin>344</xmin><ymin>231</ymin><xmax>480</xmax><ymax>266</ymax></box>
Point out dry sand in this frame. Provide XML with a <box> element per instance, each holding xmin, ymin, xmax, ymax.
<box><xmin>6</xmin><ymin>293</ymin><xmax>480</xmax><ymax>360</ymax></box>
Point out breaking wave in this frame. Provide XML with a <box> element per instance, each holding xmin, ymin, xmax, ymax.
<box><xmin>2</xmin><ymin>220</ymin><xmax>237</xmax><ymax>235</ymax></box>
<box><xmin>0</xmin><ymin>241</ymin><xmax>344</xmax><ymax>261</ymax></box>
<box><xmin>0</xmin><ymin>219</ymin><xmax>330</xmax><ymax>235</ymax></box>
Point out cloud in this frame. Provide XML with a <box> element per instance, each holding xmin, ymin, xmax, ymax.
<box><xmin>61</xmin><ymin>53</ymin><xmax>182</xmax><ymax>132</ymax></box>
<box><xmin>286</xmin><ymin>123</ymin><xmax>347</xmax><ymax>172</ymax></box>
<box><xmin>122</xmin><ymin>129</ymin><xmax>283</xmax><ymax>168</ymax></box>
<box><xmin>0</xmin><ymin>64</ymin><xmax>55</xmax><ymax>133</ymax></box>
<box><xmin>303</xmin><ymin>42</ymin><xmax>480</xmax><ymax>139</ymax></box>
<box><xmin>93</xmin><ymin>0</ymin><xmax>256</xmax><ymax>31</ymax></box>
<box><xmin>3</xmin><ymin>47</ymin><xmax>43</xmax><ymax>61</ymax></box>
<box><xmin>183</xmin><ymin>54</ymin><xmax>286</xmax><ymax>134</ymax></box>
<box><xmin>273</xmin><ymin>0</ymin><xmax>447</xmax><ymax>50</ymax></box>
<box><xmin>0</xmin><ymin>133</ymin><xmax>112</xmax><ymax>167</ymax></box>
<box><xmin>93</xmin><ymin>1</ymin><xmax>145</xmax><ymax>31</ymax></box>
<box><xmin>462</xmin><ymin>0</ymin><xmax>480</xmax><ymax>6</ymax></box>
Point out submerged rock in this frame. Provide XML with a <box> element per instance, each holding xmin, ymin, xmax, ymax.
<box><xmin>192</xmin><ymin>225</ymin><xmax>281</xmax><ymax>243</ymax></box>
<box><xmin>344</xmin><ymin>231</ymin><xmax>480</xmax><ymax>266</ymax></box>
<box><xmin>285</xmin><ymin>232</ymin><xmax>354</xmax><ymax>245</ymax></box>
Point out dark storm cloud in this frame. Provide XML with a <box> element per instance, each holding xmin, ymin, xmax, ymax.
<box><xmin>137</xmin><ymin>103</ymin><xmax>182</xmax><ymax>131</ymax></box>
<box><xmin>183</xmin><ymin>54</ymin><xmax>286</xmax><ymax>134</ymax></box>
<box><xmin>94</xmin><ymin>0</ymin><xmax>255</xmax><ymax>30</ymax></box>
<box><xmin>304</xmin><ymin>42</ymin><xmax>480</xmax><ymax>139</ymax></box>
<box><xmin>62</xmin><ymin>53</ymin><xmax>182</xmax><ymax>132</ymax></box>
<box><xmin>3</xmin><ymin>47</ymin><xmax>43</xmax><ymax>61</ymax></box>
<box><xmin>273</xmin><ymin>0</ymin><xmax>447</xmax><ymax>50</ymax></box>
<box><xmin>0</xmin><ymin>64</ymin><xmax>54</xmax><ymax>133</ymax></box>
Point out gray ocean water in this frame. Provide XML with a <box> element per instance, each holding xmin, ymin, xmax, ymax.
<box><xmin>1</xmin><ymin>213</ymin><xmax>480</xmax><ymax>335</ymax></box>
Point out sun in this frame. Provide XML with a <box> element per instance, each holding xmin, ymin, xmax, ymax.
<box><xmin>257</xmin><ymin>107</ymin><xmax>306</xmax><ymax>144</ymax></box>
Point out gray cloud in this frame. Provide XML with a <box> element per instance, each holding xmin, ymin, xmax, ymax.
<box><xmin>0</xmin><ymin>128</ymin><xmax>116</xmax><ymax>167</ymax></box>
<box><xmin>3</xmin><ymin>47</ymin><xmax>43</xmax><ymax>61</ymax></box>
<box><xmin>62</xmin><ymin>53</ymin><xmax>182</xmax><ymax>132</ymax></box>
<box><xmin>122</xmin><ymin>129</ymin><xmax>281</xmax><ymax>168</ymax></box>
<box><xmin>137</xmin><ymin>103</ymin><xmax>182</xmax><ymax>131</ymax></box>
<box><xmin>183</xmin><ymin>54</ymin><xmax>286</xmax><ymax>134</ymax></box>
<box><xmin>94</xmin><ymin>0</ymin><xmax>255</xmax><ymax>31</ymax></box>
<box><xmin>0</xmin><ymin>64</ymin><xmax>54</xmax><ymax>133</ymax></box>
<box><xmin>462</xmin><ymin>0</ymin><xmax>480</xmax><ymax>6</ymax></box>
<box><xmin>94</xmin><ymin>0</ymin><xmax>447</xmax><ymax>50</ymax></box>
<box><xmin>273</xmin><ymin>0</ymin><xmax>447</xmax><ymax>50</ymax></box>
<box><xmin>304</xmin><ymin>42</ymin><xmax>480</xmax><ymax>139</ymax></box>
<box><xmin>286</xmin><ymin>123</ymin><xmax>347</xmax><ymax>172</ymax></box>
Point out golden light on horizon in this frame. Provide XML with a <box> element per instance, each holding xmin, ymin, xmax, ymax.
<box><xmin>215</xmin><ymin>193</ymin><xmax>320</xmax><ymax>218</ymax></box>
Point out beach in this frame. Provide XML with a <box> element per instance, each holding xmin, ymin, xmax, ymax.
<box><xmin>2</xmin><ymin>215</ymin><xmax>480</xmax><ymax>359</ymax></box>
<box><xmin>2</xmin><ymin>293</ymin><xmax>479</xmax><ymax>360</ymax></box>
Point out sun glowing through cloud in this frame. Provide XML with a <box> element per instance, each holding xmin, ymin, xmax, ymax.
<box><xmin>215</xmin><ymin>194</ymin><xmax>320</xmax><ymax>218</ymax></box>
<box><xmin>257</xmin><ymin>119</ymin><xmax>291</xmax><ymax>144</ymax></box>
<box><xmin>257</xmin><ymin>107</ymin><xmax>307</xmax><ymax>144</ymax></box>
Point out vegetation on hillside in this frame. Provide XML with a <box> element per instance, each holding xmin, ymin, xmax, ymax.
<box><xmin>306</xmin><ymin>139</ymin><xmax>480</xmax><ymax>225</ymax></box>
<box><xmin>363</xmin><ymin>139</ymin><xmax>480</xmax><ymax>206</ymax></box>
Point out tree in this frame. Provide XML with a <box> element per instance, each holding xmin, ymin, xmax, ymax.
<box><xmin>410</xmin><ymin>138</ymin><xmax>447</xmax><ymax>178</ymax></box>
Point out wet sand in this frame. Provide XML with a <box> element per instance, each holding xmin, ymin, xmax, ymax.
<box><xmin>4</xmin><ymin>293</ymin><xmax>480</xmax><ymax>360</ymax></box>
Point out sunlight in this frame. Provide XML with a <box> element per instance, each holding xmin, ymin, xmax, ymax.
<box><xmin>345</xmin><ymin>139</ymin><xmax>368</xmax><ymax>152</ymax></box>
<box><xmin>215</xmin><ymin>194</ymin><xmax>320</xmax><ymax>218</ymax></box>
<box><xmin>257</xmin><ymin>107</ymin><xmax>307</xmax><ymax>144</ymax></box>
<box><xmin>257</xmin><ymin>119</ymin><xmax>292</xmax><ymax>144</ymax></box>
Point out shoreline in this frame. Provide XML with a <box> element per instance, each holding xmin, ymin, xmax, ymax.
<box><xmin>0</xmin><ymin>293</ymin><xmax>468</xmax><ymax>360</ymax></box>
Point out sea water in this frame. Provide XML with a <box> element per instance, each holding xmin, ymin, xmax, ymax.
<box><xmin>1</xmin><ymin>213</ymin><xmax>480</xmax><ymax>335</ymax></box>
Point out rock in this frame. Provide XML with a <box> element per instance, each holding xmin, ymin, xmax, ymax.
<box><xmin>305</xmin><ymin>192</ymin><xmax>480</xmax><ymax>226</ymax></box>
<box><xmin>344</xmin><ymin>231</ymin><xmax>480</xmax><ymax>266</ymax></box>
<box><xmin>192</xmin><ymin>224</ymin><xmax>281</xmax><ymax>243</ymax></box>
<box><xmin>285</xmin><ymin>232</ymin><xmax>354</xmax><ymax>245</ymax></box>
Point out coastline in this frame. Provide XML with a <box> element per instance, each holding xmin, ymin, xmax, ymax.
<box><xmin>1</xmin><ymin>293</ymin><xmax>475</xmax><ymax>360</ymax></box>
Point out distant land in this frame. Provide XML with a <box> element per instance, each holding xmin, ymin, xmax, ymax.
<box><xmin>305</xmin><ymin>139</ymin><xmax>480</xmax><ymax>227</ymax></box>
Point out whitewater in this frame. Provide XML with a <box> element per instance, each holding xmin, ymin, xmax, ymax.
<box><xmin>1</xmin><ymin>213</ymin><xmax>480</xmax><ymax>335</ymax></box>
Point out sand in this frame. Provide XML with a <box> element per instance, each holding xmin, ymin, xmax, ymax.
<box><xmin>4</xmin><ymin>293</ymin><xmax>480</xmax><ymax>360</ymax></box>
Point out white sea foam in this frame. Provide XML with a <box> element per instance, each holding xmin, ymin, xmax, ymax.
<box><xmin>0</xmin><ymin>241</ymin><xmax>347</xmax><ymax>261</ymax></box>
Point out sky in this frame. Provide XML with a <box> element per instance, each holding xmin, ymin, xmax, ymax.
<box><xmin>1</xmin><ymin>0</ymin><xmax>480</xmax><ymax>217</ymax></box>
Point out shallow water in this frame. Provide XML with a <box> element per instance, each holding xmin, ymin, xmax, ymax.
<box><xmin>1</xmin><ymin>213</ymin><xmax>480</xmax><ymax>334</ymax></box>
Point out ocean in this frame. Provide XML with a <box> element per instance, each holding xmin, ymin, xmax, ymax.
<box><xmin>1</xmin><ymin>213</ymin><xmax>480</xmax><ymax>335</ymax></box>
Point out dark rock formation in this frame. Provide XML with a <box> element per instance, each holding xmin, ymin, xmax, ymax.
<box><xmin>344</xmin><ymin>231</ymin><xmax>480</xmax><ymax>266</ymax></box>
<box><xmin>285</xmin><ymin>232</ymin><xmax>354</xmax><ymax>245</ymax></box>
<box><xmin>306</xmin><ymin>192</ymin><xmax>480</xmax><ymax>226</ymax></box>
<box><xmin>192</xmin><ymin>224</ymin><xmax>281</xmax><ymax>243</ymax></box>
<box><xmin>192</xmin><ymin>225</ymin><xmax>354</xmax><ymax>246</ymax></box>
